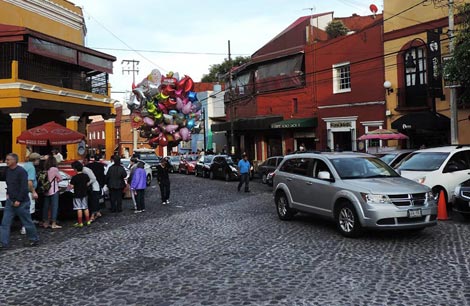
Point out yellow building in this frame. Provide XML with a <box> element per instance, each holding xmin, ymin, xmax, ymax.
<box><xmin>0</xmin><ymin>0</ymin><xmax>117</xmax><ymax>161</ymax></box>
<box><xmin>383</xmin><ymin>0</ymin><xmax>470</xmax><ymax>147</ymax></box>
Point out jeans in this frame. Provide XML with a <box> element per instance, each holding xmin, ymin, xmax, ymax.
<box><xmin>135</xmin><ymin>189</ymin><xmax>146</xmax><ymax>211</ymax></box>
<box><xmin>159</xmin><ymin>180</ymin><xmax>170</xmax><ymax>202</ymax></box>
<box><xmin>1</xmin><ymin>198</ymin><xmax>39</xmax><ymax>247</ymax></box>
<box><xmin>42</xmin><ymin>192</ymin><xmax>59</xmax><ymax>222</ymax></box>
<box><xmin>238</xmin><ymin>173</ymin><xmax>250</xmax><ymax>191</ymax></box>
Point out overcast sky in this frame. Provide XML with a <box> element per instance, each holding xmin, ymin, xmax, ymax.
<box><xmin>70</xmin><ymin>0</ymin><xmax>381</xmax><ymax>100</ymax></box>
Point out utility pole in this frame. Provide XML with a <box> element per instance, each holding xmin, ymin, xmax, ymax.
<box><xmin>228</xmin><ymin>40</ymin><xmax>235</xmax><ymax>155</ymax></box>
<box><xmin>448</xmin><ymin>0</ymin><xmax>459</xmax><ymax>144</ymax></box>
<box><xmin>121</xmin><ymin>59</ymin><xmax>140</xmax><ymax>151</ymax></box>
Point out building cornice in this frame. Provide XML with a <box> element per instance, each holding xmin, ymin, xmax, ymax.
<box><xmin>318</xmin><ymin>100</ymin><xmax>385</xmax><ymax>109</ymax></box>
<box><xmin>4</xmin><ymin>0</ymin><xmax>84</xmax><ymax>31</ymax></box>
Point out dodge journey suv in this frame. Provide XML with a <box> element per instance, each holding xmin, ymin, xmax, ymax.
<box><xmin>272</xmin><ymin>152</ymin><xmax>437</xmax><ymax>237</ymax></box>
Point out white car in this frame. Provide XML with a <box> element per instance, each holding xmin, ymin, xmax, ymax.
<box><xmin>396</xmin><ymin>145</ymin><xmax>470</xmax><ymax>205</ymax></box>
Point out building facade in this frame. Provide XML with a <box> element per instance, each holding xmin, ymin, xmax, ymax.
<box><xmin>0</xmin><ymin>0</ymin><xmax>117</xmax><ymax>161</ymax></box>
<box><xmin>383</xmin><ymin>0</ymin><xmax>470</xmax><ymax>147</ymax></box>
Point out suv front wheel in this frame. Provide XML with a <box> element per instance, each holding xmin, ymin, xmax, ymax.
<box><xmin>275</xmin><ymin>192</ymin><xmax>296</xmax><ymax>220</ymax></box>
<box><xmin>335</xmin><ymin>201</ymin><xmax>363</xmax><ymax>238</ymax></box>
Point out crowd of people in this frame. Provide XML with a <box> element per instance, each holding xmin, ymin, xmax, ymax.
<box><xmin>1</xmin><ymin>147</ymin><xmax>253</xmax><ymax>250</ymax></box>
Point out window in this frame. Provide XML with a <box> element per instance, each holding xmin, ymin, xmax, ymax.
<box><xmin>333</xmin><ymin>62</ymin><xmax>351</xmax><ymax>93</ymax></box>
<box><xmin>292</xmin><ymin>98</ymin><xmax>298</xmax><ymax>114</ymax></box>
<box><xmin>404</xmin><ymin>47</ymin><xmax>427</xmax><ymax>87</ymax></box>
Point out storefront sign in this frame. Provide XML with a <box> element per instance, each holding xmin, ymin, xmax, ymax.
<box><xmin>330</xmin><ymin>121</ymin><xmax>351</xmax><ymax>128</ymax></box>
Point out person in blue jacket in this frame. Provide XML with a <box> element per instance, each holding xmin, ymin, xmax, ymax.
<box><xmin>237</xmin><ymin>153</ymin><xmax>251</xmax><ymax>192</ymax></box>
<box><xmin>130</xmin><ymin>161</ymin><xmax>147</xmax><ymax>213</ymax></box>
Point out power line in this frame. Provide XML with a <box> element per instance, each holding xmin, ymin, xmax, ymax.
<box><xmin>90</xmin><ymin>47</ymin><xmax>249</xmax><ymax>57</ymax></box>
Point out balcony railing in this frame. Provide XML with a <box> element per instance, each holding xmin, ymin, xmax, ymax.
<box><xmin>0</xmin><ymin>42</ymin><xmax>109</xmax><ymax>95</ymax></box>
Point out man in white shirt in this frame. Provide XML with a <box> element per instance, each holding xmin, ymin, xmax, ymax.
<box><xmin>52</xmin><ymin>149</ymin><xmax>63</xmax><ymax>163</ymax></box>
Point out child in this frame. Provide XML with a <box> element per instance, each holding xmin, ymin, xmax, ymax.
<box><xmin>69</xmin><ymin>161</ymin><xmax>91</xmax><ymax>227</ymax></box>
<box><xmin>130</xmin><ymin>161</ymin><xmax>147</xmax><ymax>213</ymax></box>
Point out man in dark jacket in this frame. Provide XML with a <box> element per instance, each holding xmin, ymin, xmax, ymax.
<box><xmin>1</xmin><ymin>153</ymin><xmax>40</xmax><ymax>249</ymax></box>
<box><xmin>156</xmin><ymin>157</ymin><xmax>171</xmax><ymax>205</ymax></box>
<box><xmin>105</xmin><ymin>155</ymin><xmax>127</xmax><ymax>212</ymax></box>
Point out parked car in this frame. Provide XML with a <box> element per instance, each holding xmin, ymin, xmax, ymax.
<box><xmin>454</xmin><ymin>178</ymin><xmax>470</xmax><ymax>220</ymax></box>
<box><xmin>256</xmin><ymin>156</ymin><xmax>284</xmax><ymax>184</ymax></box>
<box><xmin>396</xmin><ymin>145</ymin><xmax>470</xmax><ymax>206</ymax></box>
<box><xmin>179</xmin><ymin>155</ymin><xmax>198</xmax><ymax>174</ymax></box>
<box><xmin>375</xmin><ymin>149</ymin><xmax>414</xmax><ymax>168</ymax></box>
<box><xmin>195</xmin><ymin>155</ymin><xmax>214</xmax><ymax>178</ymax></box>
<box><xmin>120</xmin><ymin>158</ymin><xmax>153</xmax><ymax>186</ymax></box>
<box><xmin>273</xmin><ymin>152</ymin><xmax>437</xmax><ymax>237</ymax></box>
<box><xmin>167</xmin><ymin>156</ymin><xmax>181</xmax><ymax>173</ymax></box>
<box><xmin>209</xmin><ymin>155</ymin><xmax>238</xmax><ymax>181</ymax></box>
<box><xmin>132</xmin><ymin>149</ymin><xmax>161</xmax><ymax>174</ymax></box>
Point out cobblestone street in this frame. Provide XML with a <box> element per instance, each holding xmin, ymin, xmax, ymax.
<box><xmin>1</xmin><ymin>174</ymin><xmax>470</xmax><ymax>306</ymax></box>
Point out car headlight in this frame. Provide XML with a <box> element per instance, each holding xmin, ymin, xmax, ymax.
<box><xmin>426</xmin><ymin>190</ymin><xmax>438</xmax><ymax>201</ymax></box>
<box><xmin>361</xmin><ymin>193</ymin><xmax>392</xmax><ymax>204</ymax></box>
<box><xmin>416</xmin><ymin>176</ymin><xmax>426</xmax><ymax>184</ymax></box>
<box><xmin>230</xmin><ymin>166</ymin><xmax>237</xmax><ymax>172</ymax></box>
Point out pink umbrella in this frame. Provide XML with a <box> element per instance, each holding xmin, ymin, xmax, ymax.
<box><xmin>358</xmin><ymin>128</ymin><xmax>408</xmax><ymax>141</ymax></box>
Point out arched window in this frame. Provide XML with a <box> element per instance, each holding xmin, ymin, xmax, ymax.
<box><xmin>402</xmin><ymin>46</ymin><xmax>428</xmax><ymax>107</ymax></box>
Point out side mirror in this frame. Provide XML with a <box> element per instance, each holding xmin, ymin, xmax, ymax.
<box><xmin>318</xmin><ymin>171</ymin><xmax>334</xmax><ymax>182</ymax></box>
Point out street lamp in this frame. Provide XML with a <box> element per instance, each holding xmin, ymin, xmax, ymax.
<box><xmin>202</xmin><ymin>107</ymin><xmax>206</xmax><ymax>151</ymax></box>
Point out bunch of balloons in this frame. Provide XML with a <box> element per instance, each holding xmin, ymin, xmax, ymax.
<box><xmin>127</xmin><ymin>68</ymin><xmax>202</xmax><ymax>147</ymax></box>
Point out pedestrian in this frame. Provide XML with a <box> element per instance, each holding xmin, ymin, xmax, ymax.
<box><xmin>82</xmin><ymin>158</ymin><xmax>100</xmax><ymax>222</ymax></box>
<box><xmin>299</xmin><ymin>143</ymin><xmax>306</xmax><ymax>152</ymax></box>
<box><xmin>85</xmin><ymin>155</ymin><xmax>106</xmax><ymax>212</ymax></box>
<box><xmin>69</xmin><ymin>161</ymin><xmax>91</xmax><ymax>227</ymax></box>
<box><xmin>21</xmin><ymin>152</ymin><xmax>41</xmax><ymax>235</ymax></box>
<box><xmin>52</xmin><ymin>149</ymin><xmax>63</xmax><ymax>164</ymax></box>
<box><xmin>156</xmin><ymin>157</ymin><xmax>171</xmax><ymax>205</ymax></box>
<box><xmin>1</xmin><ymin>153</ymin><xmax>40</xmax><ymax>249</ymax></box>
<box><xmin>237</xmin><ymin>153</ymin><xmax>251</xmax><ymax>192</ymax></box>
<box><xmin>128</xmin><ymin>157</ymin><xmax>139</xmax><ymax>210</ymax></box>
<box><xmin>105</xmin><ymin>155</ymin><xmax>127</xmax><ymax>212</ymax></box>
<box><xmin>41</xmin><ymin>155</ymin><xmax>62</xmax><ymax>229</ymax></box>
<box><xmin>131</xmin><ymin>161</ymin><xmax>147</xmax><ymax>213</ymax></box>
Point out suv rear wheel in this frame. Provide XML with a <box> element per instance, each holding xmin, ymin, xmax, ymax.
<box><xmin>209</xmin><ymin>171</ymin><xmax>215</xmax><ymax>180</ymax></box>
<box><xmin>335</xmin><ymin>201</ymin><xmax>363</xmax><ymax>238</ymax></box>
<box><xmin>146</xmin><ymin>174</ymin><xmax>151</xmax><ymax>186</ymax></box>
<box><xmin>275</xmin><ymin>192</ymin><xmax>295</xmax><ymax>220</ymax></box>
<box><xmin>225</xmin><ymin>173</ymin><xmax>230</xmax><ymax>181</ymax></box>
<box><xmin>261</xmin><ymin>173</ymin><xmax>268</xmax><ymax>184</ymax></box>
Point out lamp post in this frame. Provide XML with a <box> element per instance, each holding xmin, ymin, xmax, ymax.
<box><xmin>202</xmin><ymin>107</ymin><xmax>206</xmax><ymax>151</ymax></box>
<box><xmin>227</xmin><ymin>40</ymin><xmax>235</xmax><ymax>155</ymax></box>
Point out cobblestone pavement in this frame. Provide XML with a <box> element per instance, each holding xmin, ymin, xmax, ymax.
<box><xmin>1</xmin><ymin>174</ymin><xmax>470</xmax><ymax>306</ymax></box>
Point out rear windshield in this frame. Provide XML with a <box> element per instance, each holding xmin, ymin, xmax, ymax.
<box><xmin>397</xmin><ymin>152</ymin><xmax>449</xmax><ymax>171</ymax></box>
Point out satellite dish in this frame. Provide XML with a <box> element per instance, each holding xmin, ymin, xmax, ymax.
<box><xmin>369</xmin><ymin>4</ymin><xmax>378</xmax><ymax>14</ymax></box>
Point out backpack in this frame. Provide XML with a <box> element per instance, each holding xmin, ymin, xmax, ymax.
<box><xmin>36</xmin><ymin>170</ymin><xmax>52</xmax><ymax>194</ymax></box>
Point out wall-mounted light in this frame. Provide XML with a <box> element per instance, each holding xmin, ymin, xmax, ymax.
<box><xmin>383</xmin><ymin>80</ymin><xmax>394</xmax><ymax>95</ymax></box>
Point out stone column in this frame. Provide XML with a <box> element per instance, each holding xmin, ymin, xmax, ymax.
<box><xmin>66</xmin><ymin>116</ymin><xmax>80</xmax><ymax>160</ymax></box>
<box><xmin>104</xmin><ymin>118</ymin><xmax>116</xmax><ymax>161</ymax></box>
<box><xmin>10</xmin><ymin>113</ymin><xmax>29</xmax><ymax>161</ymax></box>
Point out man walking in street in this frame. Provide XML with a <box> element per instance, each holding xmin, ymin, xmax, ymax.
<box><xmin>1</xmin><ymin>153</ymin><xmax>40</xmax><ymax>249</ymax></box>
<box><xmin>237</xmin><ymin>153</ymin><xmax>251</xmax><ymax>192</ymax></box>
<box><xmin>156</xmin><ymin>157</ymin><xmax>171</xmax><ymax>205</ymax></box>
<box><xmin>105</xmin><ymin>155</ymin><xmax>127</xmax><ymax>212</ymax></box>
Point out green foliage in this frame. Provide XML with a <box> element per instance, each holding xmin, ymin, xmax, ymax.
<box><xmin>325</xmin><ymin>20</ymin><xmax>349</xmax><ymax>39</ymax></box>
<box><xmin>201</xmin><ymin>56</ymin><xmax>251</xmax><ymax>82</ymax></box>
<box><xmin>443</xmin><ymin>3</ymin><xmax>470</xmax><ymax>105</ymax></box>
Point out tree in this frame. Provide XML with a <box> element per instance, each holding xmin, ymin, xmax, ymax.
<box><xmin>325</xmin><ymin>20</ymin><xmax>349</xmax><ymax>39</ymax></box>
<box><xmin>443</xmin><ymin>3</ymin><xmax>470</xmax><ymax>106</ymax></box>
<box><xmin>201</xmin><ymin>56</ymin><xmax>251</xmax><ymax>82</ymax></box>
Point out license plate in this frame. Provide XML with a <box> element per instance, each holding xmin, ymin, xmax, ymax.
<box><xmin>408</xmin><ymin>208</ymin><xmax>422</xmax><ymax>218</ymax></box>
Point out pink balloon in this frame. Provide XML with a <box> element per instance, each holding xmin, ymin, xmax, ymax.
<box><xmin>164</xmin><ymin>124</ymin><xmax>179</xmax><ymax>134</ymax></box>
<box><xmin>179</xmin><ymin>127</ymin><xmax>190</xmax><ymax>141</ymax></box>
<box><xmin>176</xmin><ymin>97</ymin><xmax>184</xmax><ymax>110</ymax></box>
<box><xmin>182</xmin><ymin>101</ymin><xmax>192</xmax><ymax>115</ymax></box>
<box><xmin>173</xmin><ymin>132</ymin><xmax>182</xmax><ymax>141</ymax></box>
<box><xmin>143</xmin><ymin>117</ymin><xmax>155</xmax><ymax>127</ymax></box>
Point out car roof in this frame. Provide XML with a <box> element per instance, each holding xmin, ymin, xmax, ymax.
<box><xmin>284</xmin><ymin>152</ymin><xmax>373</xmax><ymax>160</ymax></box>
<box><xmin>412</xmin><ymin>145</ymin><xmax>470</xmax><ymax>153</ymax></box>
<box><xmin>377</xmin><ymin>149</ymin><xmax>414</xmax><ymax>154</ymax></box>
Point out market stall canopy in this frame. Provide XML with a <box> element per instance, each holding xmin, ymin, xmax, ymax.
<box><xmin>358</xmin><ymin>128</ymin><xmax>409</xmax><ymax>141</ymax></box>
<box><xmin>17</xmin><ymin>121</ymin><xmax>85</xmax><ymax>146</ymax></box>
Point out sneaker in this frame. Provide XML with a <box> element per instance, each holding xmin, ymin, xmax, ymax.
<box><xmin>25</xmin><ymin>240</ymin><xmax>39</xmax><ymax>247</ymax></box>
<box><xmin>141</xmin><ymin>209</ymin><xmax>145</xmax><ymax>212</ymax></box>
<box><xmin>166</xmin><ymin>200</ymin><xmax>170</xmax><ymax>205</ymax></box>
<box><xmin>85</xmin><ymin>221</ymin><xmax>92</xmax><ymax>226</ymax></box>
<box><xmin>20</xmin><ymin>227</ymin><xmax>26</xmax><ymax>235</ymax></box>
<box><xmin>73</xmin><ymin>223</ymin><xmax>84</xmax><ymax>228</ymax></box>
<box><xmin>134</xmin><ymin>210</ymin><xmax>143</xmax><ymax>214</ymax></box>
<box><xmin>162</xmin><ymin>201</ymin><xmax>167</xmax><ymax>205</ymax></box>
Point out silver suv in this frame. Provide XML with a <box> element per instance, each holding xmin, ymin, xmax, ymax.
<box><xmin>273</xmin><ymin>152</ymin><xmax>437</xmax><ymax>237</ymax></box>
